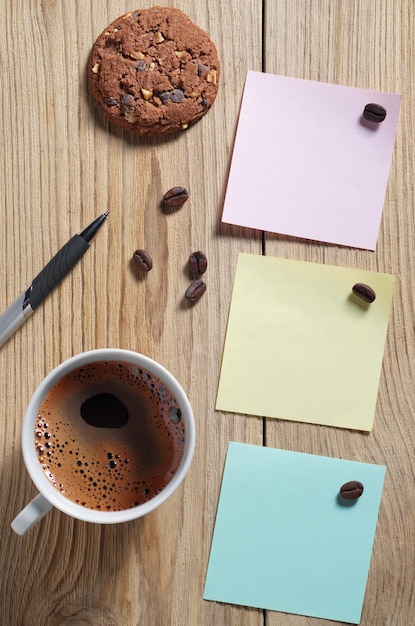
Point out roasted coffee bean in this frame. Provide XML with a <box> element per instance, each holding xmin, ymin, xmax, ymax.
<box><xmin>363</xmin><ymin>103</ymin><xmax>387</xmax><ymax>123</ymax></box>
<box><xmin>352</xmin><ymin>283</ymin><xmax>376</xmax><ymax>303</ymax></box>
<box><xmin>188</xmin><ymin>251</ymin><xmax>208</xmax><ymax>277</ymax></box>
<box><xmin>163</xmin><ymin>187</ymin><xmax>189</xmax><ymax>208</ymax></box>
<box><xmin>163</xmin><ymin>187</ymin><xmax>188</xmax><ymax>207</ymax></box>
<box><xmin>185</xmin><ymin>279</ymin><xmax>206</xmax><ymax>302</ymax></box>
<box><xmin>340</xmin><ymin>480</ymin><xmax>364</xmax><ymax>500</ymax></box>
<box><xmin>133</xmin><ymin>249</ymin><xmax>153</xmax><ymax>272</ymax></box>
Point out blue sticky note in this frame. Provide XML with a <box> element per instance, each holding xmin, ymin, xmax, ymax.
<box><xmin>204</xmin><ymin>443</ymin><xmax>386</xmax><ymax>624</ymax></box>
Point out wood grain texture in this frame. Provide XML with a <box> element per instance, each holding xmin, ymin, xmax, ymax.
<box><xmin>264</xmin><ymin>2</ymin><xmax>415</xmax><ymax>626</ymax></box>
<box><xmin>0</xmin><ymin>1</ymin><xmax>414</xmax><ymax>625</ymax></box>
<box><xmin>0</xmin><ymin>1</ymin><xmax>263</xmax><ymax>625</ymax></box>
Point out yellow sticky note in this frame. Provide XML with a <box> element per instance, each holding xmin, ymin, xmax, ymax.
<box><xmin>216</xmin><ymin>253</ymin><xmax>395</xmax><ymax>431</ymax></box>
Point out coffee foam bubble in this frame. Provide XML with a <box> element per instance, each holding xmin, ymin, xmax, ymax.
<box><xmin>34</xmin><ymin>361</ymin><xmax>185</xmax><ymax>511</ymax></box>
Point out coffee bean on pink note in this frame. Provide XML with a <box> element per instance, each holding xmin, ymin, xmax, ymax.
<box><xmin>363</xmin><ymin>103</ymin><xmax>387</xmax><ymax>123</ymax></box>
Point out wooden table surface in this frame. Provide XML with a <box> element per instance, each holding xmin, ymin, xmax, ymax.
<box><xmin>1</xmin><ymin>1</ymin><xmax>414</xmax><ymax>624</ymax></box>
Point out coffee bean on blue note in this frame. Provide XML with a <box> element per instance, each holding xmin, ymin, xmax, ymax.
<box><xmin>340</xmin><ymin>481</ymin><xmax>364</xmax><ymax>500</ymax></box>
<box><xmin>188</xmin><ymin>251</ymin><xmax>208</xmax><ymax>277</ymax></box>
<box><xmin>352</xmin><ymin>283</ymin><xmax>376</xmax><ymax>303</ymax></box>
<box><xmin>363</xmin><ymin>103</ymin><xmax>387</xmax><ymax>123</ymax></box>
<box><xmin>163</xmin><ymin>187</ymin><xmax>189</xmax><ymax>208</ymax></box>
<box><xmin>133</xmin><ymin>249</ymin><xmax>153</xmax><ymax>272</ymax></box>
<box><xmin>185</xmin><ymin>279</ymin><xmax>206</xmax><ymax>302</ymax></box>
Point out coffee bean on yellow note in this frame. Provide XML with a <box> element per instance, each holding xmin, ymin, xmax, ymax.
<box><xmin>352</xmin><ymin>283</ymin><xmax>376</xmax><ymax>303</ymax></box>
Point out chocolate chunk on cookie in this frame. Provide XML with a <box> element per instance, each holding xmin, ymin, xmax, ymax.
<box><xmin>88</xmin><ymin>7</ymin><xmax>220</xmax><ymax>137</ymax></box>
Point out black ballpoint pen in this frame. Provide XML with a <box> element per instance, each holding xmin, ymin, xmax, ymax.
<box><xmin>0</xmin><ymin>212</ymin><xmax>109</xmax><ymax>348</ymax></box>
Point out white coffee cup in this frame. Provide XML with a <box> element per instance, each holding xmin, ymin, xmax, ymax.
<box><xmin>12</xmin><ymin>349</ymin><xmax>195</xmax><ymax>535</ymax></box>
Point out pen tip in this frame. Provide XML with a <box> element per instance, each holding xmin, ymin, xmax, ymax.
<box><xmin>103</xmin><ymin>210</ymin><xmax>110</xmax><ymax>217</ymax></box>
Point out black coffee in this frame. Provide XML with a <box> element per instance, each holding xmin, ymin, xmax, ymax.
<box><xmin>34</xmin><ymin>360</ymin><xmax>185</xmax><ymax>511</ymax></box>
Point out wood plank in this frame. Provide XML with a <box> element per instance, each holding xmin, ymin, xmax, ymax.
<box><xmin>264</xmin><ymin>1</ymin><xmax>415</xmax><ymax>625</ymax></box>
<box><xmin>0</xmin><ymin>1</ymin><xmax>264</xmax><ymax>624</ymax></box>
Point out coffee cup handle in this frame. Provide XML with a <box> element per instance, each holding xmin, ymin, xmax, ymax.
<box><xmin>11</xmin><ymin>493</ymin><xmax>53</xmax><ymax>536</ymax></box>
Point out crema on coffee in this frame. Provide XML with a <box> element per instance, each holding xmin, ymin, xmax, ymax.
<box><xmin>34</xmin><ymin>360</ymin><xmax>185</xmax><ymax>511</ymax></box>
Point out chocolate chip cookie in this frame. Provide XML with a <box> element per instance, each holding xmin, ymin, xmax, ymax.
<box><xmin>88</xmin><ymin>7</ymin><xmax>220</xmax><ymax>137</ymax></box>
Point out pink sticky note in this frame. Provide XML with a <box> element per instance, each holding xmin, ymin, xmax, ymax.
<box><xmin>222</xmin><ymin>71</ymin><xmax>401</xmax><ymax>250</ymax></box>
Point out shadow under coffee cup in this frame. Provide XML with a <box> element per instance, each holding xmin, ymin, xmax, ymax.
<box><xmin>12</xmin><ymin>349</ymin><xmax>195</xmax><ymax>535</ymax></box>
